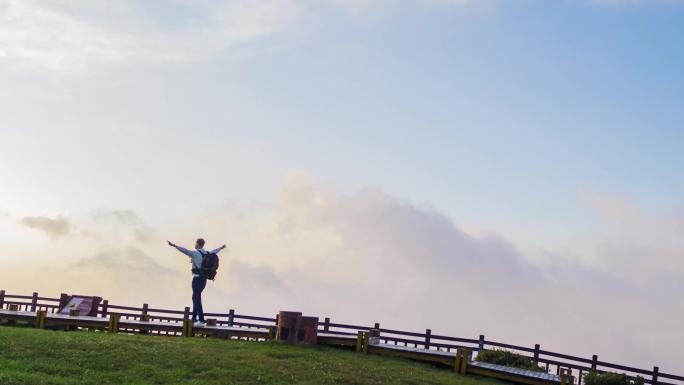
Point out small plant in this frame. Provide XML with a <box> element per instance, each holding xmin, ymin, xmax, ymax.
<box><xmin>475</xmin><ymin>349</ymin><xmax>546</xmax><ymax>372</ymax></box>
<box><xmin>584</xmin><ymin>371</ymin><xmax>645</xmax><ymax>385</ymax></box>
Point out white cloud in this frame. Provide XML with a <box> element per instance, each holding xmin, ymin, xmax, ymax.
<box><xmin>580</xmin><ymin>189</ymin><xmax>643</xmax><ymax>224</ymax></box>
<box><xmin>581</xmin><ymin>190</ymin><xmax>684</xmax><ymax>282</ymax></box>
<box><xmin>90</xmin><ymin>209</ymin><xmax>156</xmax><ymax>244</ymax></box>
<box><xmin>0</xmin><ymin>0</ymin><xmax>487</xmax><ymax>73</ymax></box>
<box><xmin>19</xmin><ymin>215</ymin><xmax>75</xmax><ymax>239</ymax></box>
<box><xmin>0</xmin><ymin>0</ymin><xmax>303</xmax><ymax>72</ymax></box>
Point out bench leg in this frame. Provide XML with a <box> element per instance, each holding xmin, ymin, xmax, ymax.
<box><xmin>561</xmin><ymin>369</ymin><xmax>575</xmax><ymax>385</ymax></box>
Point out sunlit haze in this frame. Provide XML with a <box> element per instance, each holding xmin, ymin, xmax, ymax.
<box><xmin>1</xmin><ymin>0</ymin><xmax>683</xmax><ymax>373</ymax></box>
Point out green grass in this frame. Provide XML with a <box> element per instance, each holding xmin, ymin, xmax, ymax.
<box><xmin>0</xmin><ymin>326</ymin><xmax>504</xmax><ymax>385</ymax></box>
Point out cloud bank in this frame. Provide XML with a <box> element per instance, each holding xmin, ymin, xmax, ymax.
<box><xmin>3</xmin><ymin>173</ymin><xmax>682</xmax><ymax>373</ymax></box>
<box><xmin>199</xmin><ymin>172</ymin><xmax>683</xmax><ymax>372</ymax></box>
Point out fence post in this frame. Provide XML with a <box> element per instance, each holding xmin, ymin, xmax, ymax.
<box><xmin>324</xmin><ymin>317</ymin><xmax>330</xmax><ymax>332</ymax></box>
<box><xmin>591</xmin><ymin>355</ymin><xmax>598</xmax><ymax>371</ymax></box>
<box><xmin>0</xmin><ymin>290</ymin><xmax>5</xmax><ymax>309</ymax></box>
<box><xmin>30</xmin><ymin>292</ymin><xmax>38</xmax><ymax>312</ymax></box>
<box><xmin>183</xmin><ymin>306</ymin><xmax>190</xmax><ymax>320</ymax></box>
<box><xmin>652</xmin><ymin>366</ymin><xmax>659</xmax><ymax>385</ymax></box>
<box><xmin>425</xmin><ymin>329</ymin><xmax>432</xmax><ymax>350</ymax></box>
<box><xmin>533</xmin><ymin>344</ymin><xmax>540</xmax><ymax>364</ymax></box>
<box><xmin>59</xmin><ymin>293</ymin><xmax>69</xmax><ymax>311</ymax></box>
<box><xmin>228</xmin><ymin>309</ymin><xmax>235</xmax><ymax>327</ymax></box>
<box><xmin>478</xmin><ymin>335</ymin><xmax>485</xmax><ymax>351</ymax></box>
<box><xmin>374</xmin><ymin>322</ymin><xmax>380</xmax><ymax>330</ymax></box>
<box><xmin>140</xmin><ymin>304</ymin><xmax>150</xmax><ymax>335</ymax></box>
<box><xmin>101</xmin><ymin>300</ymin><xmax>109</xmax><ymax>317</ymax></box>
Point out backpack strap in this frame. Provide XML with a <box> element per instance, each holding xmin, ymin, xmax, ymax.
<box><xmin>192</xmin><ymin>249</ymin><xmax>205</xmax><ymax>272</ymax></box>
<box><xmin>196</xmin><ymin>249</ymin><xmax>209</xmax><ymax>278</ymax></box>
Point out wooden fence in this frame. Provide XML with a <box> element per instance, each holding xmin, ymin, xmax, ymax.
<box><xmin>1</xmin><ymin>289</ymin><xmax>681</xmax><ymax>385</ymax></box>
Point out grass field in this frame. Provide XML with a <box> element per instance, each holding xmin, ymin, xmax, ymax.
<box><xmin>0</xmin><ymin>326</ymin><xmax>504</xmax><ymax>385</ymax></box>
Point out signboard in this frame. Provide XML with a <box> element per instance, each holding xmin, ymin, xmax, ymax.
<box><xmin>58</xmin><ymin>294</ymin><xmax>102</xmax><ymax>317</ymax></box>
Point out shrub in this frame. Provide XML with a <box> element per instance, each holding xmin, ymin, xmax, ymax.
<box><xmin>475</xmin><ymin>349</ymin><xmax>546</xmax><ymax>372</ymax></box>
<box><xmin>584</xmin><ymin>371</ymin><xmax>645</xmax><ymax>385</ymax></box>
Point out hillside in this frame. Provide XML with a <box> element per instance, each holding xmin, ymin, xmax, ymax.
<box><xmin>0</xmin><ymin>327</ymin><xmax>503</xmax><ymax>385</ymax></box>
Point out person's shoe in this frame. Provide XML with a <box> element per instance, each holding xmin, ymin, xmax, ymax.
<box><xmin>193</xmin><ymin>321</ymin><xmax>206</xmax><ymax>328</ymax></box>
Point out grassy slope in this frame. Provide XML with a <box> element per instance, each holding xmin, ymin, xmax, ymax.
<box><xmin>0</xmin><ymin>327</ymin><xmax>503</xmax><ymax>385</ymax></box>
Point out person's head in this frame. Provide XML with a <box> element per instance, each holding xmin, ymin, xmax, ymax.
<box><xmin>195</xmin><ymin>238</ymin><xmax>205</xmax><ymax>249</ymax></box>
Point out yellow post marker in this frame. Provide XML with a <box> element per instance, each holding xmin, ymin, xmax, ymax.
<box><xmin>182</xmin><ymin>319</ymin><xmax>193</xmax><ymax>337</ymax></box>
<box><xmin>108</xmin><ymin>315</ymin><xmax>120</xmax><ymax>333</ymax></box>
<box><xmin>35</xmin><ymin>310</ymin><xmax>47</xmax><ymax>329</ymax></box>
<box><xmin>455</xmin><ymin>349</ymin><xmax>463</xmax><ymax>372</ymax></box>
<box><xmin>454</xmin><ymin>349</ymin><xmax>469</xmax><ymax>374</ymax></box>
<box><xmin>356</xmin><ymin>331</ymin><xmax>364</xmax><ymax>352</ymax></box>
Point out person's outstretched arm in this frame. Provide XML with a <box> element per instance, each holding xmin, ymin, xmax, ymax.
<box><xmin>210</xmin><ymin>244</ymin><xmax>227</xmax><ymax>254</ymax></box>
<box><xmin>167</xmin><ymin>241</ymin><xmax>194</xmax><ymax>257</ymax></box>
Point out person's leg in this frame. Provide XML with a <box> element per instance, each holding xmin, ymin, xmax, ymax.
<box><xmin>191</xmin><ymin>277</ymin><xmax>201</xmax><ymax>322</ymax></box>
<box><xmin>196</xmin><ymin>278</ymin><xmax>207</xmax><ymax>323</ymax></box>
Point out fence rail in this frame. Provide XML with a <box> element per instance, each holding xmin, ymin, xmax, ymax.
<box><xmin>0</xmin><ymin>289</ymin><xmax>679</xmax><ymax>385</ymax></box>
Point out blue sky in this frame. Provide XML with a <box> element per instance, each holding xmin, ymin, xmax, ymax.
<box><xmin>1</xmin><ymin>0</ymin><xmax>684</xmax><ymax>371</ymax></box>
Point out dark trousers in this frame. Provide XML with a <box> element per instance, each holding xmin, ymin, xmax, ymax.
<box><xmin>191</xmin><ymin>276</ymin><xmax>207</xmax><ymax>322</ymax></box>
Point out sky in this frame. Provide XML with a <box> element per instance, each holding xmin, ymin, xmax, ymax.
<box><xmin>1</xmin><ymin>0</ymin><xmax>683</xmax><ymax>374</ymax></box>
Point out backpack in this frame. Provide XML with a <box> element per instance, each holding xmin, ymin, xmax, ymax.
<box><xmin>199</xmin><ymin>251</ymin><xmax>219</xmax><ymax>281</ymax></box>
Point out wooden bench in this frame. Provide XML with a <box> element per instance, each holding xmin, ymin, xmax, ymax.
<box><xmin>467</xmin><ymin>361</ymin><xmax>565</xmax><ymax>385</ymax></box>
<box><xmin>0</xmin><ymin>309</ymin><xmax>36</xmax><ymax>323</ymax></box>
<box><xmin>0</xmin><ymin>309</ymin><xmax>272</xmax><ymax>340</ymax></box>
<box><xmin>317</xmin><ymin>332</ymin><xmax>358</xmax><ymax>348</ymax></box>
<box><xmin>367</xmin><ymin>342</ymin><xmax>456</xmax><ymax>366</ymax></box>
<box><xmin>195</xmin><ymin>323</ymin><xmax>272</xmax><ymax>340</ymax></box>
<box><xmin>349</xmin><ymin>330</ymin><xmax>573</xmax><ymax>385</ymax></box>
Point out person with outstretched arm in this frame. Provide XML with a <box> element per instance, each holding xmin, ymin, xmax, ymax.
<box><xmin>167</xmin><ymin>238</ymin><xmax>226</xmax><ymax>327</ymax></box>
